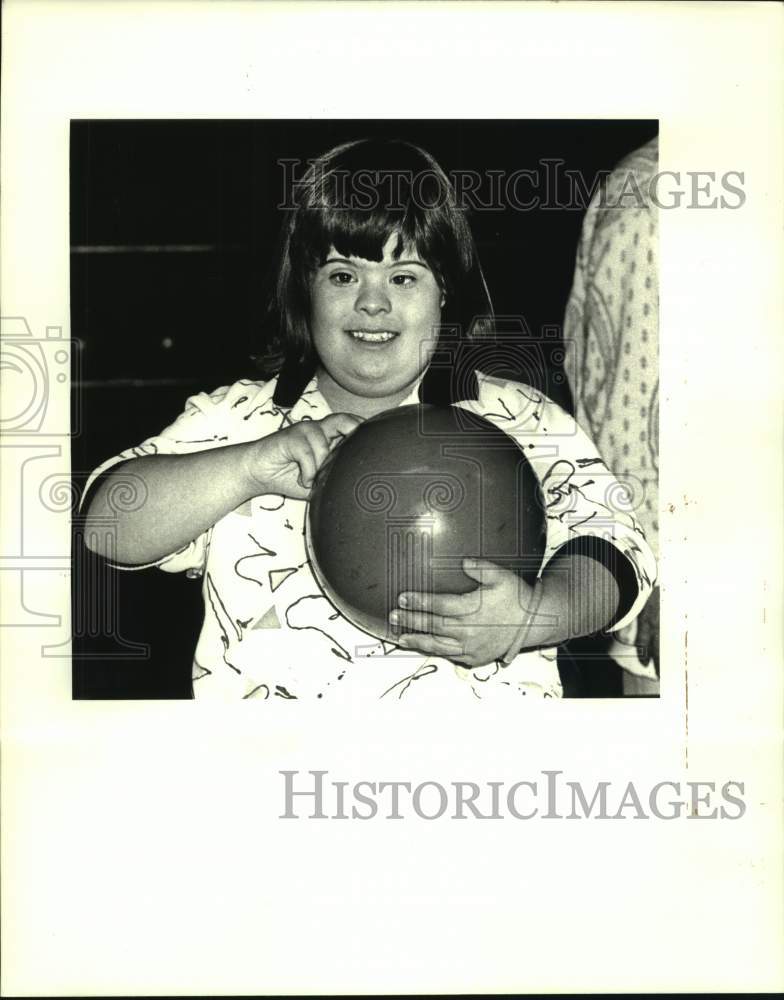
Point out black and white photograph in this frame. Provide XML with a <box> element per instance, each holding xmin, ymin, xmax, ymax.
<box><xmin>72</xmin><ymin>119</ymin><xmax>661</xmax><ymax>701</ymax></box>
<box><xmin>2</xmin><ymin>2</ymin><xmax>782</xmax><ymax>996</ymax></box>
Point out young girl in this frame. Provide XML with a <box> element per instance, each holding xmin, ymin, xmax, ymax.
<box><xmin>83</xmin><ymin>138</ymin><xmax>657</xmax><ymax>702</ymax></box>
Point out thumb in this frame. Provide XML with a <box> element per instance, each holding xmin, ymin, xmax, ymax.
<box><xmin>324</xmin><ymin>412</ymin><xmax>363</xmax><ymax>445</ymax></box>
<box><xmin>462</xmin><ymin>557</ymin><xmax>504</xmax><ymax>585</ymax></box>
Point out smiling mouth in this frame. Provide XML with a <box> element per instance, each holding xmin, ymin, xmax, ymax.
<box><xmin>346</xmin><ymin>329</ymin><xmax>399</xmax><ymax>344</ymax></box>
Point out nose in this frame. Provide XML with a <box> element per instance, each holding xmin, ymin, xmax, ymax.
<box><xmin>354</xmin><ymin>277</ymin><xmax>391</xmax><ymax>316</ymax></box>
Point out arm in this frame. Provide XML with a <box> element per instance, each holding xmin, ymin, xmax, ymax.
<box><xmin>514</xmin><ymin>546</ymin><xmax>622</xmax><ymax>650</ymax></box>
<box><xmin>497</xmin><ymin>538</ymin><xmax>629</xmax><ymax>663</ymax></box>
<box><xmin>84</xmin><ymin>413</ymin><xmax>360</xmax><ymax>566</ymax></box>
<box><xmin>85</xmin><ymin>443</ymin><xmax>266</xmax><ymax>566</ymax></box>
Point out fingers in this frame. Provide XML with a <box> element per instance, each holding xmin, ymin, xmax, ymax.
<box><xmin>276</xmin><ymin>413</ymin><xmax>360</xmax><ymax>494</ymax></box>
<box><xmin>396</xmin><ymin>589</ymin><xmax>481</xmax><ymax>617</ymax></box>
<box><xmin>250</xmin><ymin>415</ymin><xmax>359</xmax><ymax>500</ymax></box>
<box><xmin>396</xmin><ymin>632</ymin><xmax>465</xmax><ymax>659</ymax></box>
<box><xmin>286</xmin><ymin>435</ymin><xmax>319</xmax><ymax>489</ymax></box>
<box><xmin>300</xmin><ymin>419</ymin><xmax>331</xmax><ymax>454</ymax></box>
<box><xmin>389</xmin><ymin>608</ymin><xmax>455</xmax><ymax>636</ymax></box>
<box><xmin>321</xmin><ymin>412</ymin><xmax>363</xmax><ymax>445</ymax></box>
<box><xmin>296</xmin><ymin>415</ymin><xmax>361</xmax><ymax>480</ymax></box>
<box><xmin>461</xmin><ymin>557</ymin><xmax>508</xmax><ymax>585</ymax></box>
<box><xmin>396</xmin><ymin>629</ymin><xmax>517</xmax><ymax>669</ymax></box>
<box><xmin>294</xmin><ymin>422</ymin><xmax>332</xmax><ymax>485</ymax></box>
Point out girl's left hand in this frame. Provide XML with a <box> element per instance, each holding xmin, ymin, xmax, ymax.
<box><xmin>389</xmin><ymin>558</ymin><xmax>536</xmax><ymax>668</ymax></box>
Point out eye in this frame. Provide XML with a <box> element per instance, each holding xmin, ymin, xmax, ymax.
<box><xmin>390</xmin><ymin>272</ymin><xmax>417</xmax><ymax>287</ymax></box>
<box><xmin>328</xmin><ymin>270</ymin><xmax>356</xmax><ymax>286</ymax></box>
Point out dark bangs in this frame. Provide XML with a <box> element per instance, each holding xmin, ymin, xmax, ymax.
<box><xmin>290</xmin><ymin>139</ymin><xmax>476</xmax><ymax>299</ymax></box>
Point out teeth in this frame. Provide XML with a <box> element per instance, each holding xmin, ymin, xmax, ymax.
<box><xmin>349</xmin><ymin>330</ymin><xmax>396</xmax><ymax>343</ymax></box>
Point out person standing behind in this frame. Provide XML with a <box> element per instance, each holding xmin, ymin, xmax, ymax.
<box><xmin>564</xmin><ymin>136</ymin><xmax>660</xmax><ymax>695</ymax></box>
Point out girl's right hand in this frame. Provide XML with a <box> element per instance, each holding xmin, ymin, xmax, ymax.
<box><xmin>242</xmin><ymin>413</ymin><xmax>363</xmax><ymax>500</ymax></box>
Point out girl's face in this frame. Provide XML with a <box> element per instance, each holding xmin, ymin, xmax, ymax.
<box><xmin>309</xmin><ymin>233</ymin><xmax>444</xmax><ymax>411</ymax></box>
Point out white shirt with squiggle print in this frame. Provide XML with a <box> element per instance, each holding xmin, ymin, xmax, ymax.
<box><xmin>84</xmin><ymin>372</ymin><xmax>657</xmax><ymax>701</ymax></box>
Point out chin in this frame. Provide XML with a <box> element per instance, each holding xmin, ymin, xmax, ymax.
<box><xmin>359</xmin><ymin>382</ymin><xmax>404</xmax><ymax>398</ymax></box>
<box><xmin>351</xmin><ymin>374</ymin><xmax>415</xmax><ymax>399</ymax></box>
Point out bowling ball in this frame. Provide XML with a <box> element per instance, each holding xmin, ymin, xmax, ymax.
<box><xmin>305</xmin><ymin>403</ymin><xmax>546</xmax><ymax>641</ymax></box>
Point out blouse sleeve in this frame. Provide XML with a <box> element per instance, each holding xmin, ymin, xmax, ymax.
<box><xmin>460</xmin><ymin>373</ymin><xmax>658</xmax><ymax>632</ymax></box>
<box><xmin>80</xmin><ymin>380</ymin><xmax>270</xmax><ymax>576</ymax></box>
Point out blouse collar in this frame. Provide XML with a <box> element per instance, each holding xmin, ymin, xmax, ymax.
<box><xmin>291</xmin><ymin>371</ymin><xmax>425</xmax><ymax>421</ymax></box>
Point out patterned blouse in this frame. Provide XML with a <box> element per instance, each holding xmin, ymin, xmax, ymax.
<box><xmin>85</xmin><ymin>371</ymin><xmax>657</xmax><ymax>702</ymax></box>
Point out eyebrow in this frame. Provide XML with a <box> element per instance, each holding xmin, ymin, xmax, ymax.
<box><xmin>323</xmin><ymin>256</ymin><xmax>430</xmax><ymax>270</ymax></box>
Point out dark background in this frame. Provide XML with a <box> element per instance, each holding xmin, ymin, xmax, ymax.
<box><xmin>71</xmin><ymin>119</ymin><xmax>658</xmax><ymax>699</ymax></box>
